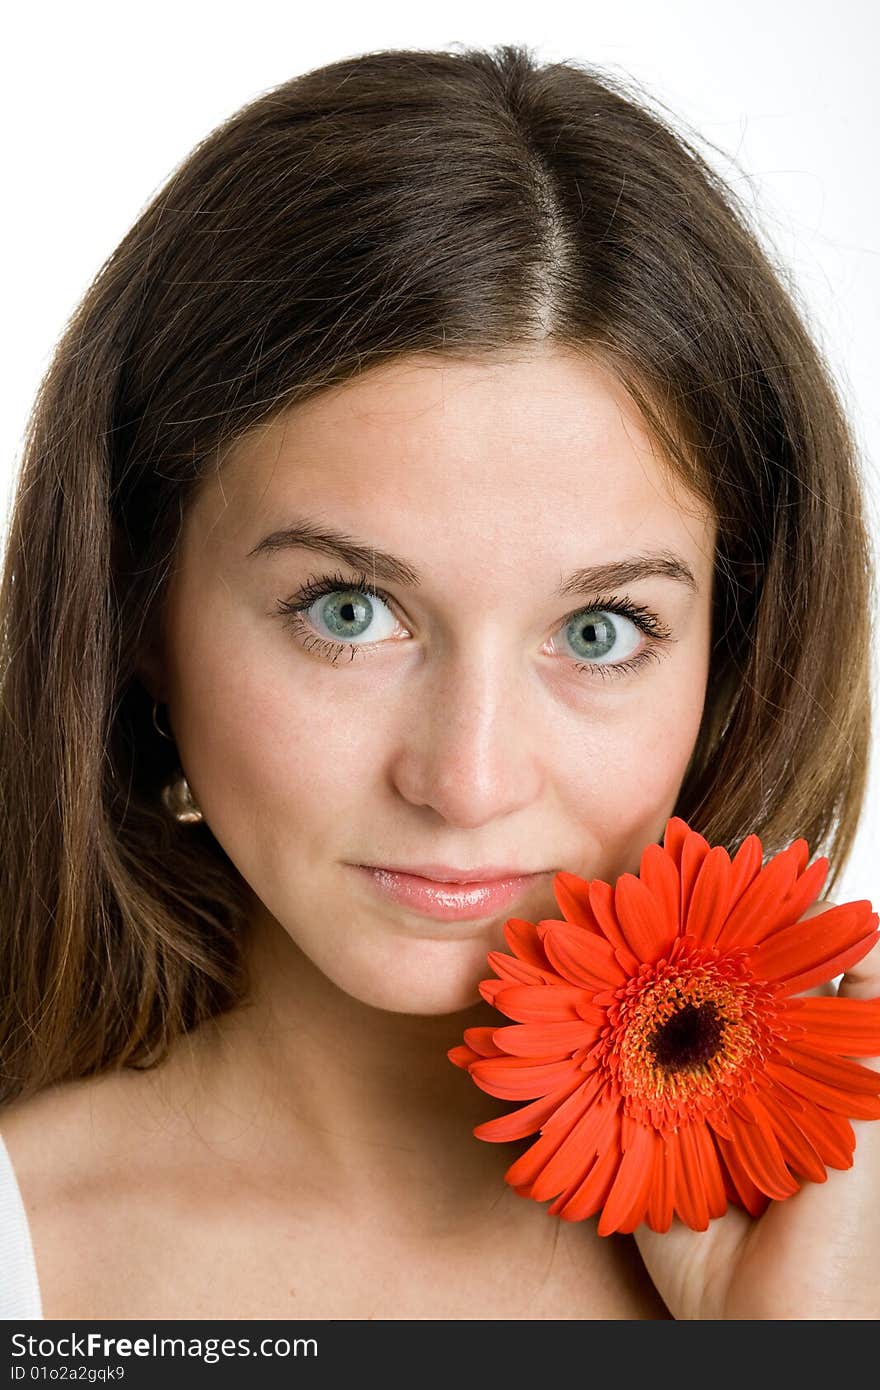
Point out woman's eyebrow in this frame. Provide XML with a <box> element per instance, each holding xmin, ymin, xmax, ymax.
<box><xmin>246</xmin><ymin>516</ymin><xmax>699</xmax><ymax>596</ymax></box>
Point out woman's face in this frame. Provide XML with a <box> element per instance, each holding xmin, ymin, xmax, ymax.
<box><xmin>149</xmin><ymin>346</ymin><xmax>717</xmax><ymax>1014</ymax></box>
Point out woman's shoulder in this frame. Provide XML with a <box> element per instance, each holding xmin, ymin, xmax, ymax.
<box><xmin>0</xmin><ymin>1069</ymin><xmax>182</xmax><ymax>1320</ymax></box>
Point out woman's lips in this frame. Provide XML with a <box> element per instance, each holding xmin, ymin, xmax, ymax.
<box><xmin>353</xmin><ymin>865</ymin><xmax>545</xmax><ymax>920</ymax></box>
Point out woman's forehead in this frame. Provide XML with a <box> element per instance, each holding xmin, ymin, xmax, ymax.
<box><xmin>188</xmin><ymin>348</ymin><xmax>715</xmax><ymax>562</ymax></box>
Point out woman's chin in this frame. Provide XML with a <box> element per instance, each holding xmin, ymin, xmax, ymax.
<box><xmin>331</xmin><ymin>946</ymin><xmax>496</xmax><ymax>1017</ymax></box>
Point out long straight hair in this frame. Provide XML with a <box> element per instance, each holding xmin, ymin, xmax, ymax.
<box><xmin>1</xmin><ymin>43</ymin><xmax>873</xmax><ymax>1106</ymax></box>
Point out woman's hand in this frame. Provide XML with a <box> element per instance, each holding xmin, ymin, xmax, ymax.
<box><xmin>632</xmin><ymin>900</ymin><xmax>880</xmax><ymax>1319</ymax></box>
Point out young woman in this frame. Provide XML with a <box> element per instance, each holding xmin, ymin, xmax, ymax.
<box><xmin>1</xmin><ymin>42</ymin><xmax>876</xmax><ymax>1321</ymax></box>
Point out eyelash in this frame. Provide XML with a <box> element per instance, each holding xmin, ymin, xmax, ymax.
<box><xmin>273</xmin><ymin>567</ymin><xmax>674</xmax><ymax>681</ymax></box>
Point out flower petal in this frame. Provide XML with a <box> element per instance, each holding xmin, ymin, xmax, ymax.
<box><xmin>775</xmin><ymin>1040</ymin><xmax>880</xmax><ymax>1094</ymax></box>
<box><xmin>615</xmin><ymin>872</ymin><xmax>676</xmax><ymax>964</ymax></box>
<box><xmin>448</xmin><ymin>1043</ymin><xmax>479</xmax><ymax>1069</ymax></box>
<box><xmin>784</xmin><ymin>994</ymin><xmax>880</xmax><ymax>1055</ymax></box>
<box><xmin>679</xmin><ymin>828</ymin><xmax>713</xmax><ymax>928</ymax></box>
<box><xmin>638</xmin><ymin>842</ymin><xmax>680</xmax><ymax>944</ymax></box>
<box><xmin>552</xmin><ymin>871</ymin><xmax>602</xmax><ymax>932</ymax></box>
<box><xmin>672</xmin><ymin>1123</ymin><xmax>710</xmax><ymax>1229</ymax></box>
<box><xmin>727</xmin><ymin>832</ymin><xmax>764</xmax><ymax>913</ymax></box>
<box><xmin>597</xmin><ymin>1120</ymin><xmax>656</xmax><ymax>1235</ymax></box>
<box><xmin>541</xmin><ymin>920</ymin><xmax>628</xmax><ymax>989</ymax></box>
<box><xmin>712</xmin><ymin>1129</ymin><xmax>772</xmax><ymax>1217</ymax></box>
<box><xmin>767</xmin><ymin>856</ymin><xmax>831</xmax><ymax>939</ymax></box>
<box><xmin>776</xmin><ymin>929</ymin><xmax>880</xmax><ymax>997</ymax></box>
<box><xmin>505</xmin><ymin>1077</ymin><xmax>606</xmax><ymax>1190</ymax></box>
<box><xmin>473</xmin><ymin>1071</ymin><xmax>587</xmax><ymax>1142</ymax></box>
<box><xmin>492</xmin><ymin>981</ymin><xmax>589</xmax><ymax>1024</ymax></box>
<box><xmin>530</xmin><ymin>1094</ymin><xmax>617</xmax><ymax>1201</ymax></box>
<box><xmin>469</xmin><ymin>1054</ymin><xmax>581</xmax><ymax>1101</ymax></box>
<box><xmin>549</xmin><ymin>1110</ymin><xmax>622</xmax><ymax>1221</ymax></box>
<box><xmin>645</xmin><ymin>1131</ymin><xmax>677</xmax><ymax>1233</ymax></box>
<box><xmin>462</xmin><ymin>1025</ymin><xmax>506</xmax><ymax>1057</ymax></box>
<box><xmin>502</xmin><ymin>917</ymin><xmax>556</xmax><ymax>971</ymax></box>
<box><xmin>756</xmin><ymin>1089</ymin><xmax>828</xmax><ymax>1183</ymax></box>
<box><xmin>726</xmin><ymin>1102</ymin><xmax>800</xmax><ymax>1199</ymax></box>
<box><xmin>587</xmin><ymin>879</ymin><xmax>641</xmax><ymax>971</ymax></box>
<box><xmin>661</xmin><ymin>816</ymin><xmax>691</xmax><ymax>870</ymax></box>
<box><xmin>763</xmin><ymin>1088</ymin><xmax>855</xmax><ymax>1169</ymax></box>
<box><xmin>491</xmin><ymin>1019</ymin><xmax>603</xmax><ymax>1058</ymax></box>
<box><xmin>684</xmin><ymin>844</ymin><xmax>733</xmax><ymax>949</ymax></box>
<box><xmin>764</xmin><ymin>1056</ymin><xmax>880</xmax><ymax>1119</ymax></box>
<box><xmin>485</xmin><ymin>949</ymin><xmax>556</xmax><ymax>987</ymax></box>
<box><xmin>715</xmin><ymin>843</ymin><xmax>801</xmax><ymax>951</ymax></box>
<box><xmin>747</xmin><ymin>903</ymin><xmax>878</xmax><ymax>991</ymax></box>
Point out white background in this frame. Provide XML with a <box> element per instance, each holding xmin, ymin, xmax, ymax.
<box><xmin>2</xmin><ymin>0</ymin><xmax>878</xmax><ymax>902</ymax></box>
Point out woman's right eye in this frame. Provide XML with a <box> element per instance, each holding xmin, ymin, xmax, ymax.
<box><xmin>284</xmin><ymin>583</ymin><xmax>400</xmax><ymax>646</ymax></box>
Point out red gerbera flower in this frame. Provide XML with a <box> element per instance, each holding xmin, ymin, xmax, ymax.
<box><xmin>448</xmin><ymin>816</ymin><xmax>880</xmax><ymax>1235</ymax></box>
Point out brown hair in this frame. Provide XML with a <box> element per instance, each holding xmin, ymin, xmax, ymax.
<box><xmin>1</xmin><ymin>43</ymin><xmax>873</xmax><ymax>1106</ymax></box>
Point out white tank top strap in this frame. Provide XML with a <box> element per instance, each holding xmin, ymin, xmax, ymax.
<box><xmin>0</xmin><ymin>1129</ymin><xmax>44</xmax><ymax>1320</ymax></box>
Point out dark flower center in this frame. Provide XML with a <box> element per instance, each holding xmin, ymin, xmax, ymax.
<box><xmin>649</xmin><ymin>1001</ymin><xmax>724</xmax><ymax>1072</ymax></box>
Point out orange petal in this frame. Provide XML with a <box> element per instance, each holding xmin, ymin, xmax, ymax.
<box><xmin>775</xmin><ymin>1041</ymin><xmax>880</xmax><ymax>1094</ymax></box>
<box><xmin>715</xmin><ymin>844</ymin><xmax>801</xmax><ymax>951</ymax></box>
<box><xmin>479</xmin><ymin>978</ymin><xmax>508</xmax><ymax>1005</ymax></box>
<box><xmin>784</xmin><ymin>994</ymin><xmax>880</xmax><ymax>1055</ymax></box>
<box><xmin>638</xmin><ymin>842</ymin><xmax>681</xmax><ymax>944</ymax></box>
<box><xmin>492</xmin><ymin>981</ymin><xmax>590</xmax><ymax>1024</ymax></box>
<box><xmin>491</xmin><ymin>1019</ymin><xmax>603</xmax><ymax>1058</ymax></box>
<box><xmin>473</xmin><ymin>1071</ymin><xmax>587</xmax><ymax>1142</ymax></box>
<box><xmin>550</xmin><ymin>1113</ymin><xmax>622</xmax><ymax>1221</ymax></box>
<box><xmin>448</xmin><ymin>1043</ymin><xmax>479</xmax><ymax>1069</ymax></box>
<box><xmin>552</xmin><ymin>871</ymin><xmax>603</xmax><ymax>932</ymax></box>
<box><xmin>765</xmin><ymin>1057</ymin><xmax>880</xmax><ymax>1119</ymax></box>
<box><xmin>757</xmin><ymin>1090</ymin><xmax>828</xmax><ymax>1183</ymax></box>
<box><xmin>672</xmin><ymin>1123</ymin><xmax>710</xmax><ymax>1229</ymax></box>
<box><xmin>597</xmin><ymin>1120</ymin><xmax>656</xmax><ymax>1235</ymax></box>
<box><xmin>712</xmin><ymin>1129</ymin><xmax>771</xmax><ymax>1217</ymax></box>
<box><xmin>530</xmin><ymin>1095</ymin><xmax>617</xmax><ymax>1201</ymax></box>
<box><xmin>541</xmin><ymin>920</ymin><xmax>628</xmax><ymax>989</ymax></box>
<box><xmin>615</xmin><ymin>872</ymin><xmax>677</xmax><ymax>964</ymax></box>
<box><xmin>765</xmin><ymin>1088</ymin><xmax>855</xmax><ymax>1169</ymax></box>
<box><xmin>746</xmin><ymin>902</ymin><xmax>878</xmax><ymax>988</ymax></box>
<box><xmin>776</xmin><ymin>930</ymin><xmax>880</xmax><ymax>997</ymax></box>
<box><xmin>679</xmin><ymin>828</ymin><xmax>713</xmax><ymax>929</ymax></box>
<box><xmin>502</xmin><ymin>917</ymin><xmax>555</xmax><ymax>971</ymax></box>
<box><xmin>684</xmin><ymin>844</ymin><xmax>733</xmax><ymax>949</ymax></box>
<box><xmin>504</xmin><ymin>1122</ymin><xmax>578</xmax><ymax>1192</ymax></box>
<box><xmin>485</xmin><ymin>949</ymin><xmax>556</xmax><ymax>987</ymax></box>
<box><xmin>645</xmin><ymin>1131</ymin><xmax>677</xmax><ymax>1233</ymax></box>
<box><xmin>588</xmin><ymin>879</ymin><xmax>641</xmax><ymax>971</ymax></box>
<box><xmin>661</xmin><ymin>816</ymin><xmax>691</xmax><ymax>871</ymax></box>
<box><xmin>766</xmin><ymin>856</ymin><xmax>830</xmax><ymax>939</ymax></box>
<box><xmin>462</xmin><ymin>1025</ymin><xmax>506</xmax><ymax>1057</ymax></box>
<box><xmin>469</xmin><ymin>1054</ymin><xmax>581</xmax><ymax>1101</ymax></box>
<box><xmin>689</xmin><ymin>1119</ymin><xmax>729</xmax><ymax>1218</ymax></box>
<box><xmin>725</xmin><ymin>832</ymin><xmax>764</xmax><ymax>915</ymax></box>
<box><xmin>726</xmin><ymin>1103</ymin><xmax>800</xmax><ymax>1200</ymax></box>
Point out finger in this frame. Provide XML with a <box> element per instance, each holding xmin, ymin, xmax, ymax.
<box><xmin>837</xmin><ymin>933</ymin><xmax>880</xmax><ymax>1003</ymax></box>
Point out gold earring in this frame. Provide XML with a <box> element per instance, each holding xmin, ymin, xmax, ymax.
<box><xmin>161</xmin><ymin>773</ymin><xmax>204</xmax><ymax>824</ymax></box>
<box><xmin>153</xmin><ymin>699</ymin><xmax>204</xmax><ymax>824</ymax></box>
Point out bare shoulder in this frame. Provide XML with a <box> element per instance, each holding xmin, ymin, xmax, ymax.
<box><xmin>0</xmin><ymin>1061</ymin><xmax>203</xmax><ymax>1319</ymax></box>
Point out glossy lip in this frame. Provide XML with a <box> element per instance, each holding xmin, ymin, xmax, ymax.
<box><xmin>352</xmin><ymin>864</ymin><xmax>547</xmax><ymax>921</ymax></box>
<box><xmin>358</xmin><ymin>862</ymin><xmax>544</xmax><ymax>884</ymax></box>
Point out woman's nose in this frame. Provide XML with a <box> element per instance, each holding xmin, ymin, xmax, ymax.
<box><xmin>386</xmin><ymin>646</ymin><xmax>545</xmax><ymax>828</ymax></box>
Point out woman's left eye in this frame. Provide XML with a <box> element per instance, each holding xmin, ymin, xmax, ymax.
<box><xmin>274</xmin><ymin>568</ymin><xmax>674</xmax><ymax>681</ymax></box>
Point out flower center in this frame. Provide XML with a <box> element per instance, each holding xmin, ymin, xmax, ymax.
<box><xmin>599</xmin><ymin>938</ymin><xmax>781</xmax><ymax>1131</ymax></box>
<box><xmin>649</xmin><ymin>1000</ymin><xmax>724</xmax><ymax>1071</ymax></box>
